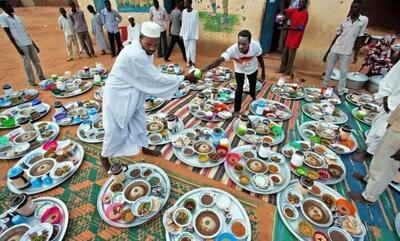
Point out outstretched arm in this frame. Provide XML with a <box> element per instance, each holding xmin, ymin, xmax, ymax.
<box><xmin>202</xmin><ymin>57</ymin><xmax>225</xmax><ymax>73</ymax></box>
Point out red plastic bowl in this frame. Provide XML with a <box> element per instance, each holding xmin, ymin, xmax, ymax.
<box><xmin>40</xmin><ymin>206</ymin><xmax>62</xmax><ymax>224</ymax></box>
<box><xmin>216</xmin><ymin>145</ymin><xmax>229</xmax><ymax>157</ymax></box>
<box><xmin>43</xmin><ymin>140</ymin><xmax>58</xmax><ymax>151</ymax></box>
<box><xmin>226</xmin><ymin>152</ymin><xmax>241</xmax><ymax>166</ymax></box>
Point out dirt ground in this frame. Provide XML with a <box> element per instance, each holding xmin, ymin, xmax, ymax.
<box><xmin>0</xmin><ymin>6</ymin><xmax>365</xmax><ymax>173</ymax></box>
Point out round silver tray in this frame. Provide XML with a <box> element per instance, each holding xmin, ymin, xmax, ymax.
<box><xmin>298</xmin><ymin>121</ymin><xmax>358</xmax><ymax>155</ymax></box>
<box><xmin>0</xmin><ymin>89</ymin><xmax>39</xmax><ymax>108</ymax></box>
<box><xmin>229</xmin><ymin>79</ymin><xmax>262</xmax><ymax>93</ymax></box>
<box><xmin>146</xmin><ymin>113</ymin><xmax>184</xmax><ymax>146</ymax></box>
<box><xmin>249</xmin><ymin>99</ymin><xmax>292</xmax><ymax>122</ymax></box>
<box><xmin>345</xmin><ymin>92</ymin><xmax>375</xmax><ymax>107</ymax></box>
<box><xmin>271</xmin><ymin>84</ymin><xmax>304</xmax><ymax>100</ymax></box>
<box><xmin>164</xmin><ymin>187</ymin><xmax>252</xmax><ymax>241</ymax></box>
<box><xmin>224</xmin><ymin>145</ymin><xmax>291</xmax><ymax>194</ymax></box>
<box><xmin>52</xmin><ymin>100</ymin><xmax>101</xmax><ymax>126</ymax></box>
<box><xmin>7</xmin><ymin>139</ymin><xmax>85</xmax><ymax>195</ymax></box>
<box><xmin>281</xmin><ymin>141</ymin><xmax>346</xmax><ymax>185</ymax></box>
<box><xmin>75</xmin><ymin>67</ymin><xmax>107</xmax><ymax>80</ymax></box>
<box><xmin>77</xmin><ymin>115</ymin><xmax>104</xmax><ymax>144</ymax></box>
<box><xmin>52</xmin><ymin>82</ymin><xmax>93</xmax><ymax>99</ymax></box>
<box><xmin>302</xmin><ymin>103</ymin><xmax>348</xmax><ymax>125</ymax></box>
<box><xmin>303</xmin><ymin>87</ymin><xmax>341</xmax><ymax>105</ymax></box>
<box><xmin>0</xmin><ymin>197</ymin><xmax>69</xmax><ymax>241</ymax></box>
<box><xmin>0</xmin><ymin>121</ymin><xmax>60</xmax><ymax>160</ymax></box>
<box><xmin>145</xmin><ymin>97</ymin><xmax>165</xmax><ymax>112</ymax></box>
<box><xmin>172</xmin><ymin>127</ymin><xmax>229</xmax><ymax>168</ymax></box>
<box><xmin>97</xmin><ymin>163</ymin><xmax>171</xmax><ymax>228</ymax></box>
<box><xmin>232</xmin><ymin>116</ymin><xmax>285</xmax><ymax>146</ymax></box>
<box><xmin>201</xmin><ymin>87</ymin><xmax>235</xmax><ymax>104</ymax></box>
<box><xmin>351</xmin><ymin>108</ymin><xmax>377</xmax><ymax>126</ymax></box>
<box><xmin>94</xmin><ymin>87</ymin><xmax>103</xmax><ymax>102</ymax></box>
<box><xmin>157</xmin><ymin>64</ymin><xmax>184</xmax><ymax>75</ymax></box>
<box><xmin>277</xmin><ymin>180</ymin><xmax>365</xmax><ymax>241</ymax></box>
<box><xmin>0</xmin><ymin>102</ymin><xmax>51</xmax><ymax>129</ymax></box>
<box><xmin>203</xmin><ymin>66</ymin><xmax>234</xmax><ymax>82</ymax></box>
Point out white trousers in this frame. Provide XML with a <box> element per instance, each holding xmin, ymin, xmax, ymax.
<box><xmin>183</xmin><ymin>39</ymin><xmax>197</xmax><ymax>64</ymax></box>
<box><xmin>65</xmin><ymin>35</ymin><xmax>81</xmax><ymax>59</ymax></box>
<box><xmin>362</xmin><ymin>128</ymin><xmax>400</xmax><ymax>202</ymax></box>
<box><xmin>366</xmin><ymin>108</ymin><xmax>390</xmax><ymax>155</ymax></box>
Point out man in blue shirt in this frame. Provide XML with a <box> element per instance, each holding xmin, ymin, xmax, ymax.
<box><xmin>101</xmin><ymin>0</ymin><xmax>122</xmax><ymax>57</ymax></box>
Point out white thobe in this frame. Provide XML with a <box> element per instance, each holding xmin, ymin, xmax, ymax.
<box><xmin>123</xmin><ymin>23</ymin><xmax>140</xmax><ymax>47</ymax></box>
<box><xmin>91</xmin><ymin>13</ymin><xmax>110</xmax><ymax>51</ymax></box>
<box><xmin>180</xmin><ymin>9</ymin><xmax>199</xmax><ymax>63</ymax></box>
<box><xmin>101</xmin><ymin>42</ymin><xmax>184</xmax><ymax>157</ymax></box>
<box><xmin>366</xmin><ymin>61</ymin><xmax>400</xmax><ymax>154</ymax></box>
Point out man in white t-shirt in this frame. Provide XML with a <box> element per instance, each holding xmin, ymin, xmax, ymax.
<box><xmin>202</xmin><ymin>30</ymin><xmax>266</xmax><ymax>115</ymax></box>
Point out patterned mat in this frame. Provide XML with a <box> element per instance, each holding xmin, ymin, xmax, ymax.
<box><xmin>146</xmin><ymin>81</ymin><xmax>400</xmax><ymax>240</ymax></box>
<box><xmin>0</xmin><ymin>135</ymin><xmax>263</xmax><ymax>241</ymax></box>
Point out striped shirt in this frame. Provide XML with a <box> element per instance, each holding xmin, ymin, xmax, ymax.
<box><xmin>0</xmin><ymin>12</ymin><xmax>32</xmax><ymax>46</ymax></box>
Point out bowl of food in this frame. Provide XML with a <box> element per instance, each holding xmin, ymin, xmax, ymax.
<box><xmin>269</xmin><ymin>153</ymin><xmax>285</xmax><ymax>164</ymax></box>
<box><xmin>40</xmin><ymin>206</ymin><xmax>63</xmax><ymax>224</ymax></box>
<box><xmin>172</xmin><ymin>136</ymin><xmax>190</xmax><ymax>148</ymax></box>
<box><xmin>146</xmin><ymin>121</ymin><xmax>163</xmax><ymax>133</ymax></box>
<box><xmin>267</xmin><ymin>163</ymin><xmax>280</xmax><ymax>174</ymax></box>
<box><xmin>269</xmin><ymin>174</ymin><xmax>284</xmax><ymax>185</ymax></box>
<box><xmin>193</xmin><ymin>140</ymin><xmax>214</xmax><ymax>155</ymax></box>
<box><xmin>239</xmin><ymin>174</ymin><xmax>250</xmax><ymax>185</ymax></box>
<box><xmin>0</xmin><ymin>223</ymin><xmax>30</xmax><ymax>241</ymax></box>
<box><xmin>147</xmin><ymin>175</ymin><xmax>161</xmax><ymax>187</ymax></box>
<box><xmin>286</xmin><ymin>191</ymin><xmax>303</xmax><ymax>207</ymax></box>
<box><xmin>182</xmin><ymin>146</ymin><xmax>194</xmax><ymax>157</ymax></box>
<box><xmin>233</xmin><ymin>163</ymin><xmax>244</xmax><ymax>174</ymax></box>
<box><xmin>328</xmin><ymin>164</ymin><xmax>344</xmax><ymax>179</ymax></box>
<box><xmin>177</xmin><ymin>232</ymin><xmax>195</xmax><ymax>241</ymax></box>
<box><xmin>14</xmin><ymin>130</ymin><xmax>38</xmax><ymax>144</ymax></box>
<box><xmin>301</xmin><ymin>197</ymin><xmax>333</xmax><ymax>227</ymax></box>
<box><xmin>328</xmin><ymin>227</ymin><xmax>353</xmax><ymax>241</ymax></box>
<box><xmin>183</xmin><ymin>198</ymin><xmax>197</xmax><ymax>212</ymax></box>
<box><xmin>226</xmin><ymin>152</ymin><xmax>241</xmax><ymax>166</ymax></box>
<box><xmin>340</xmin><ymin>215</ymin><xmax>366</xmax><ymax>238</ymax></box>
<box><xmin>246</xmin><ymin>158</ymin><xmax>268</xmax><ymax>174</ymax></box>
<box><xmin>194</xmin><ymin>209</ymin><xmax>222</xmax><ymax>239</ymax></box>
<box><xmin>243</xmin><ymin>151</ymin><xmax>255</xmax><ymax>160</ymax></box>
<box><xmin>121</xmin><ymin>208</ymin><xmax>135</xmax><ymax>223</ymax></box>
<box><xmin>335</xmin><ymin>199</ymin><xmax>356</xmax><ymax>216</ymax></box>
<box><xmin>50</xmin><ymin>161</ymin><xmax>73</xmax><ymax>179</ymax></box>
<box><xmin>28</xmin><ymin>158</ymin><xmax>56</xmax><ymax>178</ymax></box>
<box><xmin>122</xmin><ymin>180</ymin><xmax>151</xmax><ymax>203</ymax></box>
<box><xmin>23</xmin><ymin>152</ymin><xmax>43</xmax><ymax>166</ymax></box>
<box><xmin>229</xmin><ymin>219</ymin><xmax>249</xmax><ymax>240</ymax></box>
<box><xmin>148</xmin><ymin>133</ymin><xmax>162</xmax><ymax>143</ymax></box>
<box><xmin>282</xmin><ymin>203</ymin><xmax>299</xmax><ymax>220</ymax></box>
<box><xmin>304</xmin><ymin>152</ymin><xmax>325</xmax><ymax>169</ymax></box>
<box><xmin>173</xmin><ymin>207</ymin><xmax>192</xmax><ymax>227</ymax></box>
<box><xmin>252</xmin><ymin>174</ymin><xmax>271</xmax><ymax>190</ymax></box>
<box><xmin>298</xmin><ymin>220</ymin><xmax>314</xmax><ymax>237</ymax></box>
<box><xmin>199</xmin><ymin>190</ymin><xmax>215</xmax><ymax>207</ymax></box>
<box><xmin>131</xmin><ymin>196</ymin><xmax>153</xmax><ymax>217</ymax></box>
<box><xmin>310</xmin><ymin>183</ymin><xmax>323</xmax><ymax>197</ymax></box>
<box><xmin>13</xmin><ymin>142</ymin><xmax>30</xmax><ymax>155</ymax></box>
<box><xmin>128</xmin><ymin>167</ymin><xmax>142</xmax><ymax>179</ymax></box>
<box><xmin>312</xmin><ymin>231</ymin><xmax>329</xmax><ymax>241</ymax></box>
<box><xmin>105</xmin><ymin>203</ymin><xmax>124</xmax><ymax>221</ymax></box>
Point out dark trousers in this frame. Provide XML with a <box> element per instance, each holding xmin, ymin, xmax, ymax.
<box><xmin>107</xmin><ymin>32</ymin><xmax>122</xmax><ymax>56</ymax></box>
<box><xmin>158</xmin><ymin>30</ymin><xmax>167</xmax><ymax>57</ymax></box>
<box><xmin>234</xmin><ymin>70</ymin><xmax>258</xmax><ymax>112</ymax></box>
<box><xmin>279</xmin><ymin>46</ymin><xmax>297</xmax><ymax>75</ymax></box>
<box><xmin>164</xmin><ymin>34</ymin><xmax>187</xmax><ymax>62</ymax></box>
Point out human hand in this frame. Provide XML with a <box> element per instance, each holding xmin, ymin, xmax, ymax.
<box><xmin>35</xmin><ymin>46</ymin><xmax>40</xmax><ymax>53</ymax></box>
<box><xmin>391</xmin><ymin>149</ymin><xmax>400</xmax><ymax>161</ymax></box>
<box><xmin>184</xmin><ymin>73</ymin><xmax>197</xmax><ymax>84</ymax></box>
<box><xmin>323</xmin><ymin>54</ymin><xmax>328</xmax><ymax>63</ymax></box>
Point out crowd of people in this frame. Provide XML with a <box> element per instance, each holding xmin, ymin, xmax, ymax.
<box><xmin>1</xmin><ymin>0</ymin><xmax>400</xmax><ymax>207</ymax></box>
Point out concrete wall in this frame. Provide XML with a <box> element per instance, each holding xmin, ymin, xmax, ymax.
<box><xmin>76</xmin><ymin>0</ymin><xmax>267</xmax><ymax>57</ymax></box>
<box><xmin>295</xmin><ymin>0</ymin><xmax>353</xmax><ymax>72</ymax></box>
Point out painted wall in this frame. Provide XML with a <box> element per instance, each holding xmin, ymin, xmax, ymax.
<box><xmin>76</xmin><ymin>0</ymin><xmax>267</xmax><ymax>57</ymax></box>
<box><xmin>295</xmin><ymin>0</ymin><xmax>354</xmax><ymax>72</ymax></box>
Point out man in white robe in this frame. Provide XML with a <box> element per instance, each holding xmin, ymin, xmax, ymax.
<box><xmin>180</xmin><ymin>0</ymin><xmax>199</xmax><ymax>67</ymax></box>
<box><xmin>123</xmin><ymin>16</ymin><xmax>140</xmax><ymax>47</ymax></box>
<box><xmin>348</xmin><ymin>105</ymin><xmax>400</xmax><ymax>203</ymax></box>
<box><xmin>100</xmin><ymin>21</ymin><xmax>197</xmax><ymax>171</ymax></box>
<box><xmin>352</xmin><ymin>61</ymin><xmax>400</xmax><ymax>163</ymax></box>
<box><xmin>87</xmin><ymin>5</ymin><xmax>110</xmax><ymax>55</ymax></box>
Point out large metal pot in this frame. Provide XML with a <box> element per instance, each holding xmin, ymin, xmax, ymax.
<box><xmin>367</xmin><ymin>75</ymin><xmax>384</xmax><ymax>93</ymax></box>
<box><xmin>346</xmin><ymin>72</ymin><xmax>369</xmax><ymax>90</ymax></box>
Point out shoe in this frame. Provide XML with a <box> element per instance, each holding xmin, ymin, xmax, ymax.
<box><xmin>164</xmin><ymin>58</ymin><xmax>170</xmax><ymax>62</ymax></box>
<box><xmin>142</xmin><ymin>147</ymin><xmax>161</xmax><ymax>156</ymax></box>
<box><xmin>347</xmin><ymin>191</ymin><xmax>374</xmax><ymax>204</ymax></box>
<box><xmin>186</xmin><ymin>63</ymin><xmax>191</xmax><ymax>67</ymax></box>
<box><xmin>100</xmin><ymin>156</ymin><xmax>111</xmax><ymax>172</ymax></box>
<box><xmin>92</xmin><ymin>54</ymin><xmax>98</xmax><ymax>57</ymax></box>
<box><xmin>66</xmin><ymin>58</ymin><xmax>73</xmax><ymax>62</ymax></box>
<box><xmin>29</xmin><ymin>82</ymin><xmax>38</xmax><ymax>87</ymax></box>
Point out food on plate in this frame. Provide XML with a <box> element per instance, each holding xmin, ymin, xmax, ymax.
<box><xmin>200</xmin><ymin>192</ymin><xmax>214</xmax><ymax>206</ymax></box>
<box><xmin>267</xmin><ymin>164</ymin><xmax>279</xmax><ymax>174</ymax></box>
<box><xmin>298</xmin><ymin>220</ymin><xmax>314</xmax><ymax>237</ymax></box>
<box><xmin>239</xmin><ymin>174</ymin><xmax>250</xmax><ymax>185</ymax></box>
<box><xmin>183</xmin><ymin>198</ymin><xmax>197</xmax><ymax>212</ymax></box>
<box><xmin>148</xmin><ymin>176</ymin><xmax>160</xmax><ymax>187</ymax></box>
<box><xmin>313</xmin><ymin>231</ymin><xmax>329</xmax><ymax>241</ymax></box>
<box><xmin>313</xmin><ymin>145</ymin><xmax>327</xmax><ymax>155</ymax></box>
<box><xmin>253</xmin><ymin>174</ymin><xmax>270</xmax><ymax>189</ymax></box>
<box><xmin>270</xmin><ymin>155</ymin><xmax>283</xmax><ymax>163</ymax></box>
<box><xmin>284</xmin><ymin>207</ymin><xmax>295</xmax><ymax>218</ymax></box>
<box><xmin>341</xmin><ymin>216</ymin><xmax>363</xmax><ymax>236</ymax></box>
<box><xmin>287</xmin><ymin>192</ymin><xmax>301</xmax><ymax>206</ymax></box>
<box><xmin>270</xmin><ymin>174</ymin><xmax>283</xmax><ymax>185</ymax></box>
<box><xmin>230</xmin><ymin>220</ymin><xmax>247</xmax><ymax>239</ymax></box>
<box><xmin>130</xmin><ymin>168</ymin><xmax>141</xmax><ymax>178</ymax></box>
<box><xmin>246</xmin><ymin>159</ymin><xmax>267</xmax><ymax>173</ymax></box>
<box><xmin>310</xmin><ymin>185</ymin><xmax>322</xmax><ymax>196</ymax></box>
<box><xmin>110</xmin><ymin>182</ymin><xmax>123</xmax><ymax>193</ymax></box>
<box><xmin>307</xmin><ymin>170</ymin><xmax>320</xmax><ymax>181</ymax></box>
<box><xmin>321</xmin><ymin>194</ymin><xmax>336</xmax><ymax>208</ymax></box>
<box><xmin>142</xmin><ymin>168</ymin><xmax>153</xmax><ymax>177</ymax></box>
<box><xmin>303</xmin><ymin>200</ymin><xmax>328</xmax><ymax>223</ymax></box>
<box><xmin>54</xmin><ymin>165</ymin><xmax>71</xmax><ymax>177</ymax></box>
<box><xmin>329</xmin><ymin>229</ymin><xmax>351</xmax><ymax>241</ymax></box>
<box><xmin>174</xmin><ymin>208</ymin><xmax>191</xmax><ymax>226</ymax></box>
<box><xmin>284</xmin><ymin>148</ymin><xmax>294</xmax><ymax>157</ymax></box>
<box><xmin>126</xmin><ymin>182</ymin><xmax>149</xmax><ymax>202</ymax></box>
<box><xmin>233</xmin><ymin>163</ymin><xmax>244</xmax><ymax>174</ymax></box>
<box><xmin>328</xmin><ymin>164</ymin><xmax>344</xmax><ymax>178</ymax></box>
<box><xmin>106</xmin><ymin>203</ymin><xmax>123</xmax><ymax>221</ymax></box>
<box><xmin>243</xmin><ymin>151</ymin><xmax>255</xmax><ymax>159</ymax></box>
<box><xmin>198</xmin><ymin>154</ymin><xmax>209</xmax><ymax>163</ymax></box>
<box><xmin>195</xmin><ymin>210</ymin><xmax>221</xmax><ymax>238</ymax></box>
<box><xmin>209</xmin><ymin>153</ymin><xmax>220</xmax><ymax>162</ymax></box>
<box><xmin>102</xmin><ymin>192</ymin><xmax>112</xmax><ymax>204</ymax></box>
<box><xmin>137</xmin><ymin>201</ymin><xmax>152</xmax><ymax>216</ymax></box>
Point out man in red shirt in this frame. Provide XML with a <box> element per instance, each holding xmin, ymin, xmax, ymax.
<box><xmin>278</xmin><ymin>0</ymin><xmax>308</xmax><ymax>76</ymax></box>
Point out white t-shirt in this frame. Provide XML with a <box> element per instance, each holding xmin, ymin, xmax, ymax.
<box><xmin>221</xmin><ymin>41</ymin><xmax>262</xmax><ymax>74</ymax></box>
